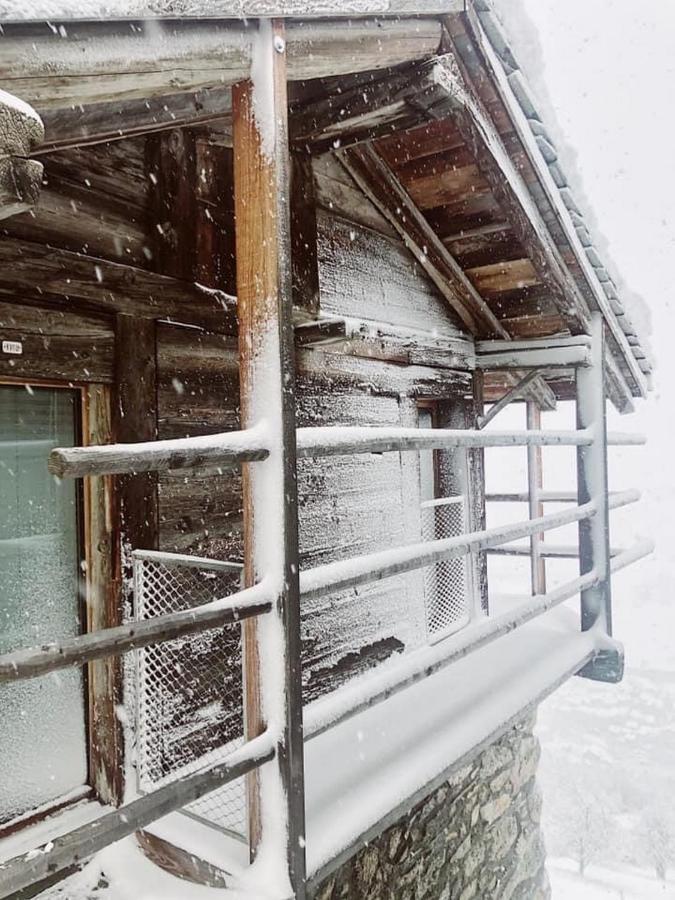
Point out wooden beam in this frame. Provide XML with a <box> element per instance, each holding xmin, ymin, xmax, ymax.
<box><xmin>0</xmin><ymin>19</ymin><xmax>442</xmax><ymax>112</ymax></box>
<box><xmin>148</xmin><ymin>129</ymin><xmax>198</xmax><ymax>281</ymax></box>
<box><xmin>113</xmin><ymin>315</ymin><xmax>159</xmax><ymax>553</ymax></box>
<box><xmin>36</xmin><ymin>89</ymin><xmax>232</xmax><ymax>155</ymax></box>
<box><xmin>0</xmin><ymin>585</ymin><xmax>273</xmax><ymax>682</ymax></box>
<box><xmin>477</xmin><ymin>369</ymin><xmax>542</xmax><ymax>428</ymax></box>
<box><xmin>604</xmin><ymin>341</ymin><xmax>635</xmax><ymax>415</ymax></box>
<box><xmin>0</xmin><ymin>1</ymin><xmax>463</xmax><ymax>20</ymax></box>
<box><xmin>339</xmin><ymin>143</ymin><xmax>507</xmax><ymax>338</ymax></box>
<box><xmin>465</xmin><ymin>258</ymin><xmax>539</xmax><ymax>296</ymax></box>
<box><xmin>295</xmin><ymin>318</ymin><xmax>474</xmax><ymax>370</ymax></box>
<box><xmin>232</xmin><ymin>19</ymin><xmax>306</xmax><ymax>893</ymax></box>
<box><xmin>290</xmin><ymin>150</ymin><xmax>321</xmax><ymax>319</ymax></box>
<box><xmin>0</xmin><ymin>238</ymin><xmax>237</xmax><ymax>333</ymax></box>
<box><xmin>290</xmin><ymin>56</ymin><xmax>457</xmax><ymax>154</ymax></box>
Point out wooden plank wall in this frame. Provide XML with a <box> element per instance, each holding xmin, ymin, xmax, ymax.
<box><xmin>2</xmin><ymin>139</ymin><xmax>152</xmax><ymax>268</ymax></box>
<box><xmin>0</xmin><ymin>140</ymin><xmax>473</xmax><ymax>730</ymax></box>
<box><xmin>314</xmin><ymin>153</ymin><xmax>467</xmax><ymax>337</ymax></box>
<box><xmin>155</xmin><ymin>324</ymin><xmax>430</xmax><ymax>704</ymax></box>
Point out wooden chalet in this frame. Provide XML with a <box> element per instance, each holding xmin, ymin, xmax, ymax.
<box><xmin>0</xmin><ymin>2</ymin><xmax>653</xmax><ymax>898</ymax></box>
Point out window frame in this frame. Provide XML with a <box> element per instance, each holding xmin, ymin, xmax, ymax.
<box><xmin>0</xmin><ymin>377</ymin><xmax>120</xmax><ymax>838</ymax></box>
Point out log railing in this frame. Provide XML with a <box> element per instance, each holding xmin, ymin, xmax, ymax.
<box><xmin>0</xmin><ymin>12</ymin><xmax>652</xmax><ymax>897</ymax></box>
<box><xmin>0</xmin><ymin>321</ymin><xmax>652</xmax><ymax>900</ymax></box>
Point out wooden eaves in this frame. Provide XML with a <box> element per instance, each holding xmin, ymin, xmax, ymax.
<box><xmin>0</xmin><ymin>0</ymin><xmax>465</xmax><ymax>21</ymax></box>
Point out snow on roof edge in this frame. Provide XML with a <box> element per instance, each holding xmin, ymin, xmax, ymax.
<box><xmin>474</xmin><ymin>0</ymin><xmax>653</xmax><ymax>378</ymax></box>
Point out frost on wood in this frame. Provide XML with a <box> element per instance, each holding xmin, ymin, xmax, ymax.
<box><xmin>250</xmin><ymin>20</ymin><xmax>278</xmax><ymax>163</ymax></box>
<box><xmin>0</xmin><ymin>89</ymin><xmax>44</xmax><ymax>220</ymax></box>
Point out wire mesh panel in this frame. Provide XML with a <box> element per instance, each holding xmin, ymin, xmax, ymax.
<box><xmin>132</xmin><ymin>551</ymin><xmax>247</xmax><ymax>839</ymax></box>
<box><xmin>420</xmin><ymin>497</ymin><xmax>472</xmax><ymax>641</ymax></box>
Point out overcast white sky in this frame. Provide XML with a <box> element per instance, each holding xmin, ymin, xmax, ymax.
<box><xmin>492</xmin><ymin>0</ymin><xmax>675</xmax><ymax>669</ymax></box>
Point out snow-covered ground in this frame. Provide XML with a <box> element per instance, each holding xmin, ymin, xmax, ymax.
<box><xmin>549</xmin><ymin>857</ymin><xmax>675</xmax><ymax>899</ymax></box>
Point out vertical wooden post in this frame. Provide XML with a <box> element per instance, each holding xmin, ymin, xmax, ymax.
<box><xmin>526</xmin><ymin>401</ymin><xmax>546</xmax><ymax>595</ymax></box>
<box><xmin>233</xmin><ymin>19</ymin><xmax>307</xmax><ymax>898</ymax></box>
<box><xmin>84</xmin><ymin>384</ymin><xmax>124</xmax><ymax>807</ymax></box>
<box><xmin>576</xmin><ymin>313</ymin><xmax>622</xmax><ymax>682</ymax></box>
<box><xmin>113</xmin><ymin>314</ymin><xmax>159</xmax><ymax>553</ymax></box>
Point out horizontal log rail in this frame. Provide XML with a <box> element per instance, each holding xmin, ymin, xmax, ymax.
<box><xmin>304</xmin><ymin>569</ymin><xmax>600</xmax><ymax>741</ymax></box>
<box><xmin>0</xmin><ymin>732</ymin><xmax>275</xmax><ymax>899</ymax></box>
<box><xmin>0</xmin><ymin>581</ymin><xmax>274</xmax><ymax>683</ymax></box>
<box><xmin>48</xmin><ymin>426</ymin><xmax>646</xmax><ymax>479</ymax></box>
<box><xmin>48</xmin><ymin>424</ymin><xmax>270</xmax><ymax>478</ymax></box>
<box><xmin>299</xmin><ymin>501</ymin><xmax>596</xmax><ymax>602</ymax></box>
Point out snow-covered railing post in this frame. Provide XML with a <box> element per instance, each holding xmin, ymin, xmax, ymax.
<box><xmin>232</xmin><ymin>17</ymin><xmax>307</xmax><ymax>899</ymax></box>
<box><xmin>526</xmin><ymin>400</ymin><xmax>547</xmax><ymax>595</ymax></box>
<box><xmin>575</xmin><ymin>313</ymin><xmax>621</xmax><ymax>682</ymax></box>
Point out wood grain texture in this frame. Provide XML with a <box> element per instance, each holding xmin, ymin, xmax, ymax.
<box><xmin>0</xmin><ymin>301</ymin><xmax>114</xmax><ymax>383</ymax></box>
<box><xmin>340</xmin><ymin>143</ymin><xmax>506</xmax><ymax>337</ymax></box>
<box><xmin>317</xmin><ymin>211</ymin><xmax>468</xmax><ymax>338</ymax></box>
<box><xmin>83</xmin><ymin>384</ymin><xmax>124</xmax><ymax>807</ymax></box>
<box><xmin>0</xmin><ymin>19</ymin><xmax>441</xmax><ymax>111</ymax></box>
<box><xmin>113</xmin><ymin>315</ymin><xmax>159</xmax><ymax>553</ymax></box>
<box><xmin>0</xmin><ymin>238</ymin><xmax>237</xmax><ymax>333</ymax></box>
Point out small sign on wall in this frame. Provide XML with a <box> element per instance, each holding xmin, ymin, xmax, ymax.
<box><xmin>2</xmin><ymin>340</ymin><xmax>23</xmax><ymax>355</ymax></box>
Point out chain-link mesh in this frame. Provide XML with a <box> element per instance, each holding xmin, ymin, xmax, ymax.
<box><xmin>420</xmin><ymin>497</ymin><xmax>471</xmax><ymax>640</ymax></box>
<box><xmin>132</xmin><ymin>551</ymin><xmax>247</xmax><ymax>839</ymax></box>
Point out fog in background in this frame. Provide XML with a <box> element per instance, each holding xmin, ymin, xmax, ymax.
<box><xmin>485</xmin><ymin>2</ymin><xmax>675</xmax><ymax>892</ymax></box>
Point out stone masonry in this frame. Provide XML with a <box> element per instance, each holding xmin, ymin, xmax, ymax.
<box><xmin>314</xmin><ymin>715</ymin><xmax>550</xmax><ymax>900</ymax></box>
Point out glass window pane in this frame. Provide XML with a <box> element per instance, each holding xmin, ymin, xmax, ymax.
<box><xmin>0</xmin><ymin>386</ymin><xmax>88</xmax><ymax>825</ymax></box>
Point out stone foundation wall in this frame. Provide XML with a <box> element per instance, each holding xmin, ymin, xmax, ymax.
<box><xmin>314</xmin><ymin>715</ymin><xmax>550</xmax><ymax>900</ymax></box>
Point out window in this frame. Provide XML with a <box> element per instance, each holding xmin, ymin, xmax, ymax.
<box><xmin>418</xmin><ymin>406</ymin><xmax>473</xmax><ymax>641</ymax></box>
<box><xmin>0</xmin><ymin>385</ymin><xmax>88</xmax><ymax>828</ymax></box>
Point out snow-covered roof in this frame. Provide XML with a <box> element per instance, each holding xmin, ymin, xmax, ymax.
<box><xmin>475</xmin><ymin>0</ymin><xmax>653</xmax><ymax>378</ymax></box>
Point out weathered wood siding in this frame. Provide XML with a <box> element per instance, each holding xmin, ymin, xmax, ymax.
<box><xmin>0</xmin><ymin>302</ymin><xmax>114</xmax><ymax>383</ymax></box>
<box><xmin>313</xmin><ymin>151</ymin><xmax>470</xmax><ymax>338</ymax></box>
<box><xmin>2</xmin><ymin>138</ymin><xmax>152</xmax><ymax>268</ymax></box>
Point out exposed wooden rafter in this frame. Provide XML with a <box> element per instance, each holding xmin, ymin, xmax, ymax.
<box><xmin>338</xmin><ymin>142</ymin><xmax>506</xmax><ymax>338</ymax></box>
<box><xmin>0</xmin><ymin>18</ymin><xmax>442</xmax><ymax>113</ymax></box>
<box><xmin>295</xmin><ymin>53</ymin><xmax>591</xmax><ymax>337</ymax></box>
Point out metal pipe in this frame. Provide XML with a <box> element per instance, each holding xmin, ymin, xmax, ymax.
<box><xmin>610</xmin><ymin>538</ymin><xmax>655</xmax><ymax>574</ymax></box>
<box><xmin>477</xmin><ymin>370</ymin><xmax>542</xmax><ymax>429</ymax></box>
<box><xmin>486</xmin><ymin>489</ymin><xmax>641</xmax><ymax>505</ymax></box>
<box><xmin>527</xmin><ymin>401</ymin><xmax>547</xmax><ymax>595</ymax></box>
<box><xmin>131</xmin><ymin>548</ymin><xmax>243</xmax><ymax>573</ymax></box>
<box><xmin>300</xmin><ymin>501</ymin><xmax>596</xmax><ymax>602</ymax></box>
<box><xmin>576</xmin><ymin>313</ymin><xmax>612</xmax><ymax>634</ymax></box>
<box><xmin>487</xmin><ymin>543</ymin><xmax>623</xmax><ymax>559</ymax></box>
<box><xmin>304</xmin><ymin>570</ymin><xmax>599</xmax><ymax>742</ymax></box>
